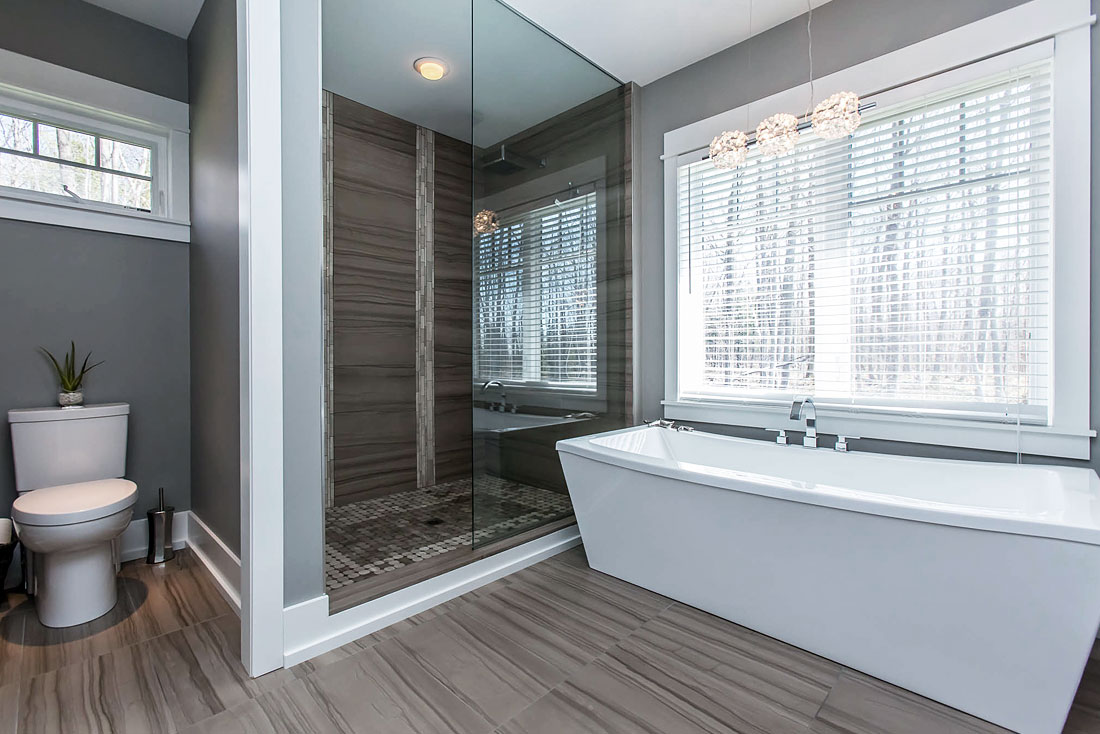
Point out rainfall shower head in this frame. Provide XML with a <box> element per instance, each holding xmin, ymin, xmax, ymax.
<box><xmin>478</xmin><ymin>145</ymin><xmax>546</xmax><ymax>175</ymax></box>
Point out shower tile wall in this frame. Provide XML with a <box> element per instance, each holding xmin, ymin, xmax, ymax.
<box><xmin>329</xmin><ymin>93</ymin><xmax>472</xmax><ymax>505</ymax></box>
<box><xmin>331</xmin><ymin>95</ymin><xmax>418</xmax><ymax>503</ymax></box>
<box><xmin>433</xmin><ymin>134</ymin><xmax>473</xmax><ymax>484</ymax></box>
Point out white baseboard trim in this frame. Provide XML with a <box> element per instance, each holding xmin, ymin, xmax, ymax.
<box><xmin>120</xmin><ymin>510</ymin><xmax>189</xmax><ymax>563</ymax></box>
<box><xmin>187</xmin><ymin>511</ymin><xmax>242</xmax><ymax>615</ymax></box>
<box><xmin>283</xmin><ymin>525</ymin><xmax>581</xmax><ymax>667</ymax></box>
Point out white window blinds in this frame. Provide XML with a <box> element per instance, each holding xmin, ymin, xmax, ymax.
<box><xmin>475</xmin><ymin>192</ymin><xmax>598</xmax><ymax>388</ymax></box>
<box><xmin>677</xmin><ymin>61</ymin><xmax>1051</xmax><ymax>422</ymax></box>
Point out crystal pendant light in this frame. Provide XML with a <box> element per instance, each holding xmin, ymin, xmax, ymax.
<box><xmin>812</xmin><ymin>91</ymin><xmax>862</xmax><ymax>139</ymax></box>
<box><xmin>709</xmin><ymin>130</ymin><xmax>749</xmax><ymax>170</ymax></box>
<box><xmin>755</xmin><ymin>113</ymin><xmax>800</xmax><ymax>157</ymax></box>
<box><xmin>473</xmin><ymin>209</ymin><xmax>500</xmax><ymax>234</ymax></box>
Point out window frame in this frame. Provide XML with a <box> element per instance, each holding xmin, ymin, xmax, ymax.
<box><xmin>474</xmin><ymin>158</ymin><xmax>609</xmax><ymax>412</ymax></box>
<box><xmin>475</xmin><ymin>190</ymin><xmax>600</xmax><ymax>390</ymax></box>
<box><xmin>661</xmin><ymin>0</ymin><xmax>1092</xmax><ymax>459</ymax></box>
<box><xmin>1</xmin><ymin>106</ymin><xmax>157</xmax><ymax>213</ymax></box>
<box><xmin>0</xmin><ymin>49</ymin><xmax>189</xmax><ymax>242</ymax></box>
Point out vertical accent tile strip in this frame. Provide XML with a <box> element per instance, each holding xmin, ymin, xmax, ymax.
<box><xmin>322</xmin><ymin>90</ymin><xmax>335</xmax><ymax>508</ymax></box>
<box><xmin>415</xmin><ymin>126</ymin><xmax>437</xmax><ymax>488</ymax></box>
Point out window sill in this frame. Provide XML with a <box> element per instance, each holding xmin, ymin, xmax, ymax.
<box><xmin>0</xmin><ymin>189</ymin><xmax>189</xmax><ymax>242</ymax></box>
<box><xmin>662</xmin><ymin>399</ymin><xmax>1094</xmax><ymax>460</ymax></box>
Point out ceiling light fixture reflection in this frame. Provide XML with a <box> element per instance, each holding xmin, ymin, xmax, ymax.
<box><xmin>414</xmin><ymin>57</ymin><xmax>448</xmax><ymax>81</ymax></box>
<box><xmin>473</xmin><ymin>209</ymin><xmax>500</xmax><ymax>234</ymax></box>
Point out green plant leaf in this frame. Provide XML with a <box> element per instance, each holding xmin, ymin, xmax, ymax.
<box><xmin>40</xmin><ymin>347</ymin><xmax>64</xmax><ymax>384</ymax></box>
<box><xmin>40</xmin><ymin>342</ymin><xmax>103</xmax><ymax>393</ymax></box>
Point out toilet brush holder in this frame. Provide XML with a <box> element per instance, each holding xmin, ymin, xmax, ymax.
<box><xmin>147</xmin><ymin>487</ymin><xmax>175</xmax><ymax>564</ymax></box>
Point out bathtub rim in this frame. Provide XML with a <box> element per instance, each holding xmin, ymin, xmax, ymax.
<box><xmin>557</xmin><ymin>425</ymin><xmax>1100</xmax><ymax>547</ymax></box>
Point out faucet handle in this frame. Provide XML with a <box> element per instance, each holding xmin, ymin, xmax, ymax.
<box><xmin>765</xmin><ymin>428</ymin><xmax>788</xmax><ymax>446</ymax></box>
<box><xmin>645</xmin><ymin>419</ymin><xmax>675</xmax><ymax>429</ymax></box>
<box><xmin>835</xmin><ymin>435</ymin><xmax>861</xmax><ymax>452</ymax></box>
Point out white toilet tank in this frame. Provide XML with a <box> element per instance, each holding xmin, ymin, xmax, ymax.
<box><xmin>9</xmin><ymin>403</ymin><xmax>129</xmax><ymax>493</ymax></box>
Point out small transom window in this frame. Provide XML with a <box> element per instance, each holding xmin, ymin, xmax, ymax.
<box><xmin>0</xmin><ymin>111</ymin><xmax>153</xmax><ymax>212</ymax></box>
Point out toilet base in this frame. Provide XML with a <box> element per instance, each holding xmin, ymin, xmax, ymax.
<box><xmin>34</xmin><ymin>541</ymin><xmax>118</xmax><ymax>627</ymax></box>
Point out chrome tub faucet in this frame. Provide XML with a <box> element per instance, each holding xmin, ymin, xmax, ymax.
<box><xmin>790</xmin><ymin>397</ymin><xmax>818</xmax><ymax>448</ymax></box>
<box><xmin>480</xmin><ymin>380</ymin><xmax>510</xmax><ymax>412</ymax></box>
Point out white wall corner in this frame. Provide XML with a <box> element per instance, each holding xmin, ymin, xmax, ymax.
<box><xmin>237</xmin><ymin>0</ymin><xmax>286</xmax><ymax>677</ymax></box>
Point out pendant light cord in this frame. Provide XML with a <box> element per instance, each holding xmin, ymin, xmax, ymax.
<box><xmin>806</xmin><ymin>0</ymin><xmax>815</xmax><ymax>119</ymax></box>
<box><xmin>746</xmin><ymin>0</ymin><xmax>754</xmax><ymax>130</ymax></box>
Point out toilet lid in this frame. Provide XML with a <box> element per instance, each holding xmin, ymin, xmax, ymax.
<box><xmin>13</xmin><ymin>479</ymin><xmax>137</xmax><ymax>526</ymax></box>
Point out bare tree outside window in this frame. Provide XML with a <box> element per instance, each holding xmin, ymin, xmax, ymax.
<box><xmin>0</xmin><ymin>112</ymin><xmax>152</xmax><ymax>211</ymax></box>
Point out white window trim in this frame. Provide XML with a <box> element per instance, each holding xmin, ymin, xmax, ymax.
<box><xmin>661</xmin><ymin>0</ymin><xmax>1093</xmax><ymax>459</ymax></box>
<box><xmin>475</xmin><ymin>158</ymin><xmax>609</xmax><ymax>412</ymax></box>
<box><xmin>0</xmin><ymin>49</ymin><xmax>190</xmax><ymax>242</ymax></box>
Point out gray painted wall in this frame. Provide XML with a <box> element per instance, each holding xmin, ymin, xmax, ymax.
<box><xmin>0</xmin><ymin>4</ymin><xmax>191</xmax><ymax>519</ymax></box>
<box><xmin>635</xmin><ymin>0</ymin><xmax>1100</xmax><ymax>473</ymax></box>
<box><xmin>0</xmin><ymin>221</ymin><xmax>191</xmax><ymax>515</ymax></box>
<box><xmin>0</xmin><ymin>0</ymin><xmax>189</xmax><ymax>103</ymax></box>
<box><xmin>189</xmin><ymin>0</ymin><xmax>242</xmax><ymax>554</ymax></box>
<box><xmin>282</xmin><ymin>0</ymin><xmax>326</xmax><ymax>605</ymax></box>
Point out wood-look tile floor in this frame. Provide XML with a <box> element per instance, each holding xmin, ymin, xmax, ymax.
<box><xmin>4</xmin><ymin>546</ymin><xmax>1100</xmax><ymax>733</ymax></box>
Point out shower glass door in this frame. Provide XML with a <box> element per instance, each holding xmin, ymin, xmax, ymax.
<box><xmin>471</xmin><ymin>0</ymin><xmax>633</xmax><ymax>548</ymax></box>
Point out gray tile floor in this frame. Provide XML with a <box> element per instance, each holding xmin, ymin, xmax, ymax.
<box><xmin>4</xmin><ymin>546</ymin><xmax>1100</xmax><ymax>733</ymax></box>
<box><xmin>324</xmin><ymin>477</ymin><xmax>573</xmax><ymax>592</ymax></box>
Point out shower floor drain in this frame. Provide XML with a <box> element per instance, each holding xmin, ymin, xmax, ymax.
<box><xmin>424</xmin><ymin>518</ymin><xmax>444</xmax><ymax>526</ymax></box>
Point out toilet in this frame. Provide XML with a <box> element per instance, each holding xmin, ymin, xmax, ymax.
<box><xmin>8</xmin><ymin>403</ymin><xmax>137</xmax><ymax>628</ymax></box>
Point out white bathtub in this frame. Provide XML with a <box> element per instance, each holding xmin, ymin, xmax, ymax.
<box><xmin>557</xmin><ymin>425</ymin><xmax>1100</xmax><ymax>734</ymax></box>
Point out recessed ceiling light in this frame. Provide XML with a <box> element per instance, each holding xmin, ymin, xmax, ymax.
<box><xmin>414</xmin><ymin>57</ymin><xmax>448</xmax><ymax>81</ymax></box>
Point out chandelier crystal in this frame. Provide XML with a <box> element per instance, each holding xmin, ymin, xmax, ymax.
<box><xmin>812</xmin><ymin>91</ymin><xmax>862</xmax><ymax>139</ymax></box>
<box><xmin>473</xmin><ymin>209</ymin><xmax>500</xmax><ymax>234</ymax></box>
<box><xmin>708</xmin><ymin>130</ymin><xmax>749</xmax><ymax>169</ymax></box>
<box><xmin>755</xmin><ymin>113</ymin><xmax>800</xmax><ymax>158</ymax></box>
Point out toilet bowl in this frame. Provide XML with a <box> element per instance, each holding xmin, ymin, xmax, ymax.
<box><xmin>13</xmin><ymin>478</ymin><xmax>137</xmax><ymax>627</ymax></box>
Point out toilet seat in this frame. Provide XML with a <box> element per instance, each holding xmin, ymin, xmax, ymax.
<box><xmin>13</xmin><ymin>479</ymin><xmax>137</xmax><ymax>526</ymax></box>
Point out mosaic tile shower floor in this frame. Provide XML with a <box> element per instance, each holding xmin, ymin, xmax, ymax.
<box><xmin>324</xmin><ymin>477</ymin><xmax>573</xmax><ymax>592</ymax></box>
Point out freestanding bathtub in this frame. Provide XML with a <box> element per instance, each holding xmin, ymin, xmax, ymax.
<box><xmin>557</xmin><ymin>425</ymin><xmax>1100</xmax><ymax>734</ymax></box>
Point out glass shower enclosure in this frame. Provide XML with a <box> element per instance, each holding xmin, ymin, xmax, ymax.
<box><xmin>470</xmin><ymin>0</ymin><xmax>633</xmax><ymax>548</ymax></box>
<box><xmin>320</xmin><ymin>0</ymin><xmax>631</xmax><ymax>609</ymax></box>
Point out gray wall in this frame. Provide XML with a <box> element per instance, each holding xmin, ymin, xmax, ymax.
<box><xmin>189</xmin><ymin>0</ymin><xmax>242</xmax><ymax>554</ymax></box>
<box><xmin>282</xmin><ymin>0</ymin><xmax>326</xmax><ymax>605</ymax></box>
<box><xmin>0</xmin><ymin>0</ymin><xmax>189</xmax><ymax>103</ymax></box>
<box><xmin>635</xmin><ymin>0</ymin><xmax>1100</xmax><ymax>473</ymax></box>
<box><xmin>0</xmin><ymin>5</ymin><xmax>191</xmax><ymax>518</ymax></box>
<box><xmin>0</xmin><ymin>222</ymin><xmax>190</xmax><ymax>514</ymax></box>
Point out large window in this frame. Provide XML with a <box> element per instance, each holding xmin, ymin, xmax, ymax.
<box><xmin>664</xmin><ymin>10</ymin><xmax>1098</xmax><ymax>460</ymax></box>
<box><xmin>0</xmin><ymin>111</ymin><xmax>153</xmax><ymax>211</ymax></box>
<box><xmin>676</xmin><ymin>62</ymin><xmax>1051</xmax><ymax>423</ymax></box>
<box><xmin>475</xmin><ymin>192</ymin><xmax>598</xmax><ymax>389</ymax></box>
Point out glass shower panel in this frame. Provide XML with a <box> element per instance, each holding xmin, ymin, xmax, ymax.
<box><xmin>471</xmin><ymin>0</ymin><xmax>633</xmax><ymax>548</ymax></box>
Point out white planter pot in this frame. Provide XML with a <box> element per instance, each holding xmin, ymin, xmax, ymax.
<box><xmin>58</xmin><ymin>391</ymin><xmax>83</xmax><ymax>408</ymax></box>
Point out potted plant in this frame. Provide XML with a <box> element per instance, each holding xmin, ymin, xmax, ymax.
<box><xmin>40</xmin><ymin>342</ymin><xmax>103</xmax><ymax>408</ymax></box>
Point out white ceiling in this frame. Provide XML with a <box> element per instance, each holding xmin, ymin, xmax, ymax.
<box><xmin>83</xmin><ymin>0</ymin><xmax>206</xmax><ymax>38</ymax></box>
<box><xmin>87</xmin><ymin>0</ymin><xmax>835</xmax><ymax>144</ymax></box>
<box><xmin>505</xmin><ymin>0</ymin><xmax>835</xmax><ymax>86</ymax></box>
